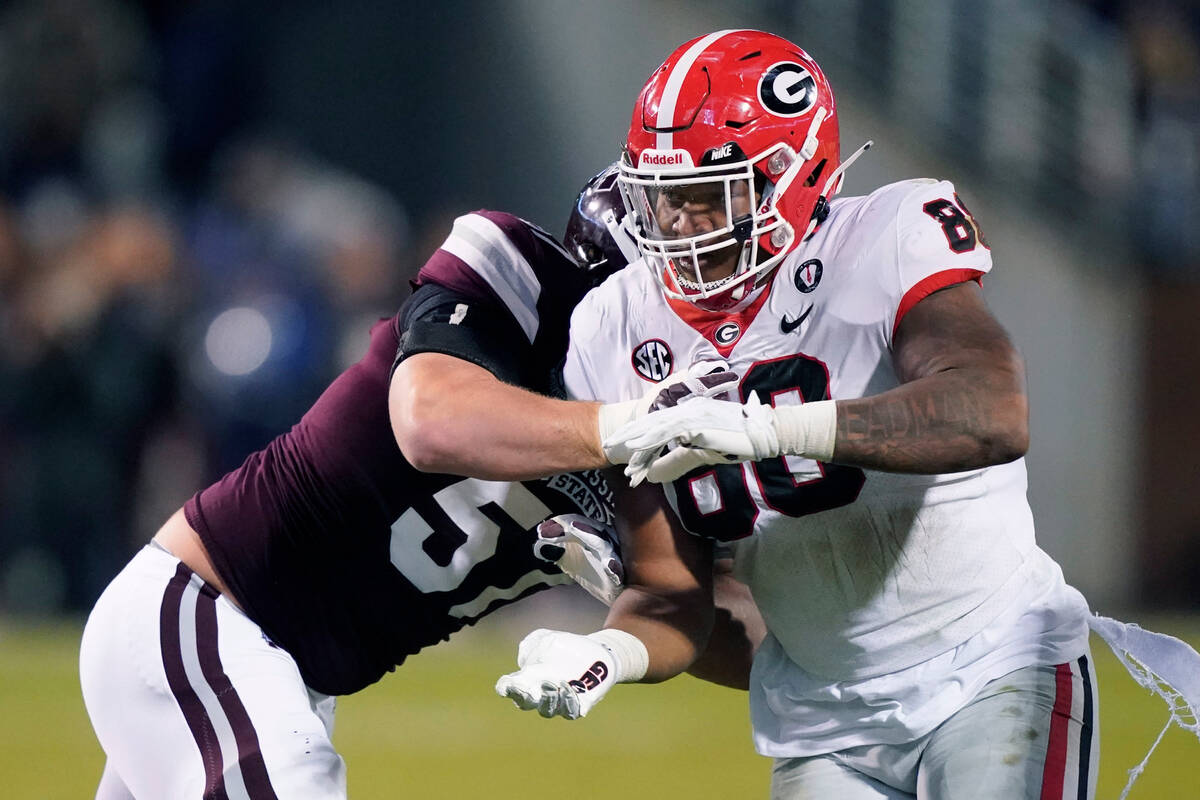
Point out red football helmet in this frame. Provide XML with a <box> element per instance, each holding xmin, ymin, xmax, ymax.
<box><xmin>618</xmin><ymin>30</ymin><xmax>867</xmax><ymax>311</ymax></box>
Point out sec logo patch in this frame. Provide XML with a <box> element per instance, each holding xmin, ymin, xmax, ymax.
<box><xmin>632</xmin><ymin>339</ymin><xmax>673</xmax><ymax>382</ymax></box>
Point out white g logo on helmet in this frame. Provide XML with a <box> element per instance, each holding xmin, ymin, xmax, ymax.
<box><xmin>758</xmin><ymin>62</ymin><xmax>817</xmax><ymax>118</ymax></box>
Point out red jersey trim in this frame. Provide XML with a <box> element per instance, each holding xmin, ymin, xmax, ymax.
<box><xmin>892</xmin><ymin>268</ymin><xmax>985</xmax><ymax>340</ymax></box>
<box><xmin>1039</xmin><ymin>662</ymin><xmax>1074</xmax><ymax>800</ymax></box>
<box><xmin>666</xmin><ymin>278</ymin><xmax>775</xmax><ymax>357</ymax></box>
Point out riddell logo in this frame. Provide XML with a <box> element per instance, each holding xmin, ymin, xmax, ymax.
<box><xmin>568</xmin><ymin>660</ymin><xmax>610</xmax><ymax>693</ymax></box>
<box><xmin>640</xmin><ymin>150</ymin><xmax>691</xmax><ymax>167</ymax></box>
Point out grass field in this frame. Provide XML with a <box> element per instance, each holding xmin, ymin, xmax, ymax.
<box><xmin>3</xmin><ymin>608</ymin><xmax>1198</xmax><ymax>799</ymax></box>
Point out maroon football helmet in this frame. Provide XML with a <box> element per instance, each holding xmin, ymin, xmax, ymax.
<box><xmin>563</xmin><ymin>162</ymin><xmax>639</xmax><ymax>285</ymax></box>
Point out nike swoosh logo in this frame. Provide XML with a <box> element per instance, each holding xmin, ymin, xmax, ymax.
<box><xmin>780</xmin><ymin>305</ymin><xmax>813</xmax><ymax>334</ymax></box>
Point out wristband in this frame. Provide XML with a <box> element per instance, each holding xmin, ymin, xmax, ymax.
<box><xmin>586</xmin><ymin>629</ymin><xmax>649</xmax><ymax>683</ymax></box>
<box><xmin>597</xmin><ymin>400</ymin><xmax>642</xmax><ymax>464</ymax></box>
<box><xmin>773</xmin><ymin>400</ymin><xmax>837</xmax><ymax>462</ymax></box>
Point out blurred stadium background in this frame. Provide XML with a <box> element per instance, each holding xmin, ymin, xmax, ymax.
<box><xmin>1</xmin><ymin>0</ymin><xmax>1198</xmax><ymax>796</ymax></box>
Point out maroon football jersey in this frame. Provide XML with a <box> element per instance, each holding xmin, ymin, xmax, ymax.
<box><xmin>185</xmin><ymin>212</ymin><xmax>612</xmax><ymax>695</ymax></box>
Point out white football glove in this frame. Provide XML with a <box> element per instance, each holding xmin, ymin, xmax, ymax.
<box><xmin>614</xmin><ymin>395</ymin><xmax>838</xmax><ymax>486</ymax></box>
<box><xmin>494</xmin><ymin>628</ymin><xmax>648</xmax><ymax>720</ymax></box>
<box><xmin>533</xmin><ymin>514</ymin><xmax>624</xmax><ymax>606</ymax></box>
<box><xmin>597</xmin><ymin>360</ymin><xmax>736</xmax><ymax>465</ymax></box>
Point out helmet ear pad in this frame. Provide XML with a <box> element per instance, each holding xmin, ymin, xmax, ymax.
<box><xmin>758</xmin><ymin>153</ymin><xmax>831</xmax><ymax>256</ymax></box>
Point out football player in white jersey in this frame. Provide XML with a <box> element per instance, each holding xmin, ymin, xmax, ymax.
<box><xmin>495</xmin><ymin>30</ymin><xmax>1100</xmax><ymax>800</ymax></box>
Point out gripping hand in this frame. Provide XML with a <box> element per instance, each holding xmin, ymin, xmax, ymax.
<box><xmin>616</xmin><ymin>393</ymin><xmax>781</xmax><ymax>485</ymax></box>
<box><xmin>597</xmin><ymin>360</ymin><xmax>736</xmax><ymax>464</ymax></box>
<box><xmin>533</xmin><ymin>514</ymin><xmax>624</xmax><ymax>606</ymax></box>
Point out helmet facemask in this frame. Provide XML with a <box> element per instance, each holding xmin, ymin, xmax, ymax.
<box><xmin>617</xmin><ymin>140</ymin><xmax>815</xmax><ymax>311</ymax></box>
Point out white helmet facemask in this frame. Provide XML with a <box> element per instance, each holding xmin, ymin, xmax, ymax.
<box><xmin>618</xmin><ymin>153</ymin><xmax>785</xmax><ymax>306</ymax></box>
<box><xmin>617</xmin><ymin>131</ymin><xmax>872</xmax><ymax>309</ymax></box>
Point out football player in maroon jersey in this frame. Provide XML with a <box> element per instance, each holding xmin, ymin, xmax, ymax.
<box><xmin>80</xmin><ymin>174</ymin><xmax>763</xmax><ymax>799</ymax></box>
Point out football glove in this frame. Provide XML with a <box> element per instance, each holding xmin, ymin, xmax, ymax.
<box><xmin>597</xmin><ymin>360</ymin><xmax>736</xmax><ymax>465</ymax></box>
<box><xmin>533</xmin><ymin>514</ymin><xmax>624</xmax><ymax>606</ymax></box>
<box><xmin>494</xmin><ymin>628</ymin><xmax>647</xmax><ymax>720</ymax></box>
<box><xmin>614</xmin><ymin>395</ymin><xmax>837</xmax><ymax>486</ymax></box>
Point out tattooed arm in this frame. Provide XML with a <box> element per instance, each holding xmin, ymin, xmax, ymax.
<box><xmin>611</xmin><ymin>280</ymin><xmax>1028</xmax><ymax>486</ymax></box>
<box><xmin>833</xmin><ymin>280</ymin><xmax>1028</xmax><ymax>473</ymax></box>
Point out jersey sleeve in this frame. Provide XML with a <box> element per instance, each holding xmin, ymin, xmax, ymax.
<box><xmin>888</xmin><ymin>180</ymin><xmax>992</xmax><ymax>340</ymax></box>
<box><xmin>413</xmin><ymin>210</ymin><xmax>578</xmax><ymax>341</ymax></box>
<box><xmin>561</xmin><ymin>291</ymin><xmax>608</xmax><ymax>402</ymax></box>
<box><xmin>393</xmin><ymin>282</ymin><xmax>530</xmax><ymax>385</ymax></box>
<box><xmin>398</xmin><ymin>210</ymin><xmax>590</xmax><ymax>389</ymax></box>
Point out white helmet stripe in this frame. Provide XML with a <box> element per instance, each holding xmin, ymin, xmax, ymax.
<box><xmin>654</xmin><ymin>29</ymin><xmax>743</xmax><ymax>151</ymax></box>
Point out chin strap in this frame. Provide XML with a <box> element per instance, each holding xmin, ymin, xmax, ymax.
<box><xmin>802</xmin><ymin>139</ymin><xmax>874</xmax><ymax>240</ymax></box>
<box><xmin>800</xmin><ymin>107</ymin><xmax>829</xmax><ymax>161</ymax></box>
<box><xmin>825</xmin><ymin>140</ymin><xmax>874</xmax><ymax>197</ymax></box>
<box><xmin>602</xmin><ymin>209</ymin><xmax>641</xmax><ymax>267</ymax></box>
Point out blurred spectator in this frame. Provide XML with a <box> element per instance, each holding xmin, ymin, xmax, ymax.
<box><xmin>0</xmin><ymin>1</ymin><xmax>411</xmax><ymax>614</ymax></box>
<box><xmin>180</xmin><ymin>135</ymin><xmax>409</xmax><ymax>473</ymax></box>
<box><xmin>0</xmin><ymin>0</ymin><xmax>154</xmax><ymax>199</ymax></box>
<box><xmin>0</xmin><ymin>202</ymin><xmax>181</xmax><ymax>612</ymax></box>
<box><xmin>0</xmin><ymin>0</ymin><xmax>174</xmax><ymax>613</ymax></box>
<box><xmin>1124</xmin><ymin>0</ymin><xmax>1200</xmax><ymax>273</ymax></box>
<box><xmin>0</xmin><ymin>202</ymin><xmax>30</xmax><ymax>602</ymax></box>
<box><xmin>141</xmin><ymin>0</ymin><xmax>262</xmax><ymax>195</ymax></box>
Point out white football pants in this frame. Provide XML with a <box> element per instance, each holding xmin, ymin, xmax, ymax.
<box><xmin>770</xmin><ymin>658</ymin><xmax>1099</xmax><ymax>800</ymax></box>
<box><xmin>80</xmin><ymin>544</ymin><xmax>347</xmax><ymax>799</ymax></box>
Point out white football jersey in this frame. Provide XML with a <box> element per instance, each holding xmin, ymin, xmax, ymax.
<box><xmin>565</xmin><ymin>178</ymin><xmax>1090</xmax><ymax>752</ymax></box>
